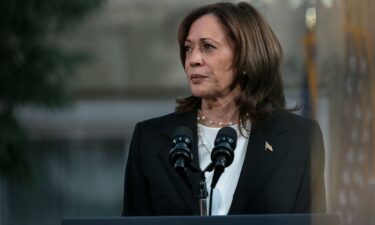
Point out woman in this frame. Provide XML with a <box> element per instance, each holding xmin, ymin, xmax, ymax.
<box><xmin>122</xmin><ymin>2</ymin><xmax>326</xmax><ymax>216</ymax></box>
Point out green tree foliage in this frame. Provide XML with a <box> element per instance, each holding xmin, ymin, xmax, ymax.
<box><xmin>0</xmin><ymin>0</ymin><xmax>103</xmax><ymax>178</ymax></box>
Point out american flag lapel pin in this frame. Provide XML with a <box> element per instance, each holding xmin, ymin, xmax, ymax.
<box><xmin>265</xmin><ymin>141</ymin><xmax>273</xmax><ymax>152</ymax></box>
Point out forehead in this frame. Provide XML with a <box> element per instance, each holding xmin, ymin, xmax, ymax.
<box><xmin>186</xmin><ymin>14</ymin><xmax>229</xmax><ymax>42</ymax></box>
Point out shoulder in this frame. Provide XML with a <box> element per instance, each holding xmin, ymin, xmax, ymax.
<box><xmin>272</xmin><ymin>111</ymin><xmax>324</xmax><ymax>150</ymax></box>
<box><xmin>135</xmin><ymin>112</ymin><xmax>179</xmax><ymax>130</ymax></box>
<box><xmin>270</xmin><ymin>110</ymin><xmax>319</xmax><ymax>130</ymax></box>
<box><xmin>256</xmin><ymin>110</ymin><xmax>323</xmax><ymax>143</ymax></box>
<box><xmin>134</xmin><ymin>111</ymin><xmax>195</xmax><ymax>132</ymax></box>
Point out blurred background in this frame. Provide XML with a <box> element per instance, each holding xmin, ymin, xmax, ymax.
<box><xmin>0</xmin><ymin>0</ymin><xmax>374</xmax><ymax>225</ymax></box>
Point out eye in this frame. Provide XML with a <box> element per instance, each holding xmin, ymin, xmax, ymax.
<box><xmin>184</xmin><ymin>45</ymin><xmax>192</xmax><ymax>53</ymax></box>
<box><xmin>203</xmin><ymin>43</ymin><xmax>216</xmax><ymax>51</ymax></box>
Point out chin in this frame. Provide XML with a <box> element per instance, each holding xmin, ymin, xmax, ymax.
<box><xmin>190</xmin><ymin>90</ymin><xmax>216</xmax><ymax>99</ymax></box>
<box><xmin>189</xmin><ymin>84</ymin><xmax>217</xmax><ymax>98</ymax></box>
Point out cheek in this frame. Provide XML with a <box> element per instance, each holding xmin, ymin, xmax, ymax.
<box><xmin>215</xmin><ymin>69</ymin><xmax>236</xmax><ymax>87</ymax></box>
<box><xmin>228</xmin><ymin>74</ymin><xmax>236</xmax><ymax>85</ymax></box>
<box><xmin>184</xmin><ymin>57</ymin><xmax>190</xmax><ymax>72</ymax></box>
<box><xmin>184</xmin><ymin>65</ymin><xmax>191</xmax><ymax>78</ymax></box>
<box><xmin>211</xmin><ymin>55</ymin><xmax>234</xmax><ymax>75</ymax></box>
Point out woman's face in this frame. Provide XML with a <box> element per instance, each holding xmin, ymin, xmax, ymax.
<box><xmin>184</xmin><ymin>14</ymin><xmax>237</xmax><ymax>99</ymax></box>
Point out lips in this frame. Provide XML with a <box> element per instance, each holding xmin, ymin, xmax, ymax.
<box><xmin>190</xmin><ymin>74</ymin><xmax>208</xmax><ymax>83</ymax></box>
<box><xmin>190</xmin><ymin>74</ymin><xmax>208</xmax><ymax>80</ymax></box>
<box><xmin>191</xmin><ymin>74</ymin><xmax>207</xmax><ymax>78</ymax></box>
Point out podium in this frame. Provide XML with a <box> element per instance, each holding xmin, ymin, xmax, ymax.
<box><xmin>62</xmin><ymin>214</ymin><xmax>341</xmax><ymax>225</ymax></box>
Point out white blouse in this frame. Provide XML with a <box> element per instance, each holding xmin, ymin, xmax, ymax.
<box><xmin>197</xmin><ymin>123</ymin><xmax>250</xmax><ymax>215</ymax></box>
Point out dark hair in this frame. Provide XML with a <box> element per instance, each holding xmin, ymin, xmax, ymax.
<box><xmin>176</xmin><ymin>2</ymin><xmax>287</xmax><ymax>126</ymax></box>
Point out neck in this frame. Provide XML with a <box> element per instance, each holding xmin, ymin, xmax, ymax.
<box><xmin>199</xmin><ymin>86</ymin><xmax>240</xmax><ymax>127</ymax></box>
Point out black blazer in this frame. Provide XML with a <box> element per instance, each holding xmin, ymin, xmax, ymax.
<box><xmin>122</xmin><ymin>110</ymin><xmax>326</xmax><ymax>216</ymax></box>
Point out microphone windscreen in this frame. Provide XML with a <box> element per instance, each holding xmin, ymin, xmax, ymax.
<box><xmin>172</xmin><ymin>126</ymin><xmax>193</xmax><ymax>141</ymax></box>
<box><xmin>215</xmin><ymin>126</ymin><xmax>237</xmax><ymax>148</ymax></box>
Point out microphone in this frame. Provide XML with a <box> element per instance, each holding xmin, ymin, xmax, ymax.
<box><xmin>210</xmin><ymin>126</ymin><xmax>237</xmax><ymax>188</ymax></box>
<box><xmin>168</xmin><ymin>126</ymin><xmax>194</xmax><ymax>176</ymax></box>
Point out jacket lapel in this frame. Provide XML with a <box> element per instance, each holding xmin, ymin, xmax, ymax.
<box><xmin>229</xmin><ymin>112</ymin><xmax>292</xmax><ymax>214</ymax></box>
<box><xmin>157</xmin><ymin>111</ymin><xmax>201</xmax><ymax>214</ymax></box>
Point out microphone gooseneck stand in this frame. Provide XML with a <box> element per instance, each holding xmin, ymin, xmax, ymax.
<box><xmin>189</xmin><ymin>164</ymin><xmax>212</xmax><ymax>216</ymax></box>
<box><xmin>190</xmin><ymin>162</ymin><xmax>217</xmax><ymax>216</ymax></box>
<box><xmin>192</xmin><ymin>161</ymin><xmax>225</xmax><ymax>216</ymax></box>
<box><xmin>173</xmin><ymin>160</ymin><xmax>227</xmax><ymax>216</ymax></box>
<box><xmin>198</xmin><ymin>174</ymin><xmax>208</xmax><ymax>216</ymax></box>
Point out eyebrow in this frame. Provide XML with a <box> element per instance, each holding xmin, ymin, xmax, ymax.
<box><xmin>185</xmin><ymin>38</ymin><xmax>220</xmax><ymax>45</ymax></box>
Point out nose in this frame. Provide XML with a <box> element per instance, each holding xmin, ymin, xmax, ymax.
<box><xmin>186</xmin><ymin>49</ymin><xmax>203</xmax><ymax>67</ymax></box>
